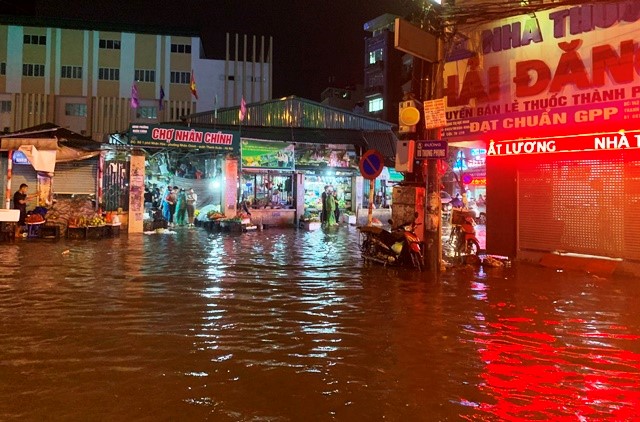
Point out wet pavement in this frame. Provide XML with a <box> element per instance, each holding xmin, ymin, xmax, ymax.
<box><xmin>1</xmin><ymin>226</ymin><xmax>639</xmax><ymax>421</ymax></box>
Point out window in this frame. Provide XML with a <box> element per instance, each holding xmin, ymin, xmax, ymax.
<box><xmin>0</xmin><ymin>101</ymin><xmax>11</xmax><ymax>113</ymax></box>
<box><xmin>366</xmin><ymin>73</ymin><xmax>383</xmax><ymax>89</ymax></box>
<box><xmin>22</xmin><ymin>63</ymin><xmax>45</xmax><ymax>77</ymax></box>
<box><xmin>170</xmin><ymin>106</ymin><xmax>191</xmax><ymax>117</ymax></box>
<box><xmin>61</xmin><ymin>65</ymin><xmax>83</xmax><ymax>79</ymax></box>
<box><xmin>368</xmin><ymin>48</ymin><xmax>383</xmax><ymax>65</ymax></box>
<box><xmin>368</xmin><ymin>97</ymin><xmax>384</xmax><ymax>113</ymax></box>
<box><xmin>24</xmin><ymin>34</ymin><xmax>46</xmax><ymax>45</ymax></box>
<box><xmin>98</xmin><ymin>68</ymin><xmax>120</xmax><ymax>81</ymax></box>
<box><xmin>65</xmin><ymin>103</ymin><xmax>87</xmax><ymax>117</ymax></box>
<box><xmin>138</xmin><ymin>106</ymin><xmax>157</xmax><ymax>119</ymax></box>
<box><xmin>170</xmin><ymin>71</ymin><xmax>190</xmax><ymax>84</ymax></box>
<box><xmin>170</xmin><ymin>43</ymin><xmax>191</xmax><ymax>54</ymax></box>
<box><xmin>0</xmin><ymin>62</ymin><xmax>5</xmax><ymax>75</ymax></box>
<box><xmin>99</xmin><ymin>39</ymin><xmax>121</xmax><ymax>50</ymax></box>
<box><xmin>134</xmin><ymin>69</ymin><xmax>156</xmax><ymax>83</ymax></box>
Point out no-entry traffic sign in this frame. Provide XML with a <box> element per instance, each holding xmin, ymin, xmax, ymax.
<box><xmin>359</xmin><ymin>149</ymin><xmax>385</xmax><ymax>180</ymax></box>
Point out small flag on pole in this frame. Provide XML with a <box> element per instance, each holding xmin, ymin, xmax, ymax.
<box><xmin>159</xmin><ymin>86</ymin><xmax>165</xmax><ymax>110</ymax></box>
<box><xmin>190</xmin><ymin>70</ymin><xmax>198</xmax><ymax>99</ymax></box>
<box><xmin>239</xmin><ymin>95</ymin><xmax>247</xmax><ymax>121</ymax></box>
<box><xmin>130</xmin><ymin>83</ymin><xmax>139</xmax><ymax>109</ymax></box>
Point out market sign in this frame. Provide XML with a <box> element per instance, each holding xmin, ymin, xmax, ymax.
<box><xmin>487</xmin><ymin>129</ymin><xmax>640</xmax><ymax>157</ymax></box>
<box><xmin>128</xmin><ymin>124</ymin><xmax>239</xmax><ymax>153</ymax></box>
<box><xmin>241</xmin><ymin>138</ymin><xmax>294</xmax><ymax>170</ymax></box>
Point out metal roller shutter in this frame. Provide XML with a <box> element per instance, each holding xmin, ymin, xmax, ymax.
<box><xmin>518</xmin><ymin>153</ymin><xmax>627</xmax><ymax>258</ymax></box>
<box><xmin>53</xmin><ymin>160</ymin><xmax>98</xmax><ymax>195</ymax></box>
<box><xmin>624</xmin><ymin>156</ymin><xmax>640</xmax><ymax>261</ymax></box>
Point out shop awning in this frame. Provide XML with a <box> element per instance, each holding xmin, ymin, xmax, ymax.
<box><xmin>17</xmin><ymin>144</ymin><xmax>57</xmax><ymax>173</ymax></box>
<box><xmin>1</xmin><ymin>123</ymin><xmax>103</xmax><ymax>170</ymax></box>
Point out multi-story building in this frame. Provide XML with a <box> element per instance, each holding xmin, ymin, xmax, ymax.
<box><xmin>0</xmin><ymin>17</ymin><xmax>273</xmax><ymax>141</ymax></box>
<box><xmin>320</xmin><ymin>84</ymin><xmax>364</xmax><ymax>113</ymax></box>
<box><xmin>0</xmin><ymin>16</ymin><xmax>273</xmax><ymax>217</ymax></box>
<box><xmin>363</xmin><ymin>14</ymin><xmax>405</xmax><ymax>124</ymax></box>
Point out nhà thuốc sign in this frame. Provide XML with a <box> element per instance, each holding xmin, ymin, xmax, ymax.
<box><xmin>487</xmin><ymin>129</ymin><xmax>640</xmax><ymax>157</ymax></box>
<box><xmin>129</xmin><ymin>124</ymin><xmax>239</xmax><ymax>154</ymax></box>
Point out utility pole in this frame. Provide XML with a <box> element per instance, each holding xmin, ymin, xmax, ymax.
<box><xmin>394</xmin><ymin>12</ymin><xmax>445</xmax><ymax>273</ymax></box>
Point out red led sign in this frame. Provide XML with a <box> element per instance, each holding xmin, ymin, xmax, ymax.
<box><xmin>487</xmin><ymin>129</ymin><xmax>640</xmax><ymax>157</ymax></box>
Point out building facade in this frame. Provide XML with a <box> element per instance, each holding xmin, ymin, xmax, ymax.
<box><xmin>0</xmin><ymin>18</ymin><xmax>273</xmax><ymax>141</ymax></box>
<box><xmin>443</xmin><ymin>0</ymin><xmax>640</xmax><ymax>274</ymax></box>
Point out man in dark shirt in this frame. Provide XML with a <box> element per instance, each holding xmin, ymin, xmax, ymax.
<box><xmin>13</xmin><ymin>183</ymin><xmax>32</xmax><ymax>225</ymax></box>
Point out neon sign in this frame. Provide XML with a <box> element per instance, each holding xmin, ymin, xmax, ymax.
<box><xmin>487</xmin><ymin>129</ymin><xmax>640</xmax><ymax>157</ymax></box>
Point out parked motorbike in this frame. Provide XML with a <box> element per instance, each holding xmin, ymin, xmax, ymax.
<box><xmin>357</xmin><ymin>216</ymin><xmax>423</xmax><ymax>271</ymax></box>
<box><xmin>448</xmin><ymin>212</ymin><xmax>480</xmax><ymax>258</ymax></box>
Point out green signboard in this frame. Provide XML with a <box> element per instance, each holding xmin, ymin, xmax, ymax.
<box><xmin>129</xmin><ymin>123</ymin><xmax>239</xmax><ymax>154</ymax></box>
<box><xmin>241</xmin><ymin>138</ymin><xmax>294</xmax><ymax>170</ymax></box>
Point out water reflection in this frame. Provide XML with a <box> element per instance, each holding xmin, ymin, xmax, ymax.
<box><xmin>0</xmin><ymin>228</ymin><xmax>639</xmax><ymax>420</ymax></box>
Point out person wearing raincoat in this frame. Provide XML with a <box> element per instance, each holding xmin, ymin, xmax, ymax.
<box><xmin>326</xmin><ymin>189</ymin><xmax>337</xmax><ymax>227</ymax></box>
<box><xmin>175</xmin><ymin>188</ymin><xmax>188</xmax><ymax>226</ymax></box>
<box><xmin>161</xmin><ymin>186</ymin><xmax>172</xmax><ymax>223</ymax></box>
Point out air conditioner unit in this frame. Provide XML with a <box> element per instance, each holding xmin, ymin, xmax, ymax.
<box><xmin>395</xmin><ymin>140</ymin><xmax>415</xmax><ymax>173</ymax></box>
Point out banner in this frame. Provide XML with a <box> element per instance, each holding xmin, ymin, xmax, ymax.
<box><xmin>241</xmin><ymin>138</ymin><xmax>294</xmax><ymax>170</ymax></box>
<box><xmin>294</xmin><ymin>144</ymin><xmax>356</xmax><ymax>168</ymax></box>
<box><xmin>129</xmin><ymin>124</ymin><xmax>239</xmax><ymax>154</ymax></box>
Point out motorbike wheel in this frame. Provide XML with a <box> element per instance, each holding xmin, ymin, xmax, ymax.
<box><xmin>466</xmin><ymin>239</ymin><xmax>481</xmax><ymax>255</ymax></box>
<box><xmin>410</xmin><ymin>252</ymin><xmax>423</xmax><ymax>271</ymax></box>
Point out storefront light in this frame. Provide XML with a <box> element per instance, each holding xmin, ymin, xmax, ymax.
<box><xmin>210</xmin><ymin>179</ymin><xmax>222</xmax><ymax>190</ymax></box>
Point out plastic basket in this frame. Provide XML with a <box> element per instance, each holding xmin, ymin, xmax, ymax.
<box><xmin>451</xmin><ymin>209</ymin><xmax>475</xmax><ymax>225</ymax></box>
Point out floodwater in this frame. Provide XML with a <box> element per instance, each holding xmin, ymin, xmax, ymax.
<box><xmin>1</xmin><ymin>227</ymin><xmax>639</xmax><ymax>421</ymax></box>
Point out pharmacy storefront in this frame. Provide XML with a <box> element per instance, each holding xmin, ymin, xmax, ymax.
<box><xmin>443</xmin><ymin>1</ymin><xmax>640</xmax><ymax>271</ymax></box>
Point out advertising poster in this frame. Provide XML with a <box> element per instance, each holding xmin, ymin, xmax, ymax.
<box><xmin>241</xmin><ymin>138</ymin><xmax>294</xmax><ymax>170</ymax></box>
<box><xmin>128</xmin><ymin>154</ymin><xmax>145</xmax><ymax>232</ymax></box>
<box><xmin>294</xmin><ymin>144</ymin><xmax>356</xmax><ymax>168</ymax></box>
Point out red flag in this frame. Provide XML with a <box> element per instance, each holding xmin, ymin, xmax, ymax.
<box><xmin>190</xmin><ymin>70</ymin><xmax>198</xmax><ymax>99</ymax></box>
<box><xmin>239</xmin><ymin>95</ymin><xmax>247</xmax><ymax>121</ymax></box>
<box><xmin>130</xmin><ymin>83</ymin><xmax>139</xmax><ymax>109</ymax></box>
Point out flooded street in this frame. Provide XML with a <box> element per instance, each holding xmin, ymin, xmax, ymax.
<box><xmin>1</xmin><ymin>227</ymin><xmax>640</xmax><ymax>421</ymax></box>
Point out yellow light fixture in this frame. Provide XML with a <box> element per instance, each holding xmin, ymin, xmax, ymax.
<box><xmin>400</xmin><ymin>106</ymin><xmax>420</xmax><ymax>126</ymax></box>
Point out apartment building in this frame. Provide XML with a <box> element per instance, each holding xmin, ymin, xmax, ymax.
<box><xmin>0</xmin><ymin>17</ymin><xmax>273</xmax><ymax>141</ymax></box>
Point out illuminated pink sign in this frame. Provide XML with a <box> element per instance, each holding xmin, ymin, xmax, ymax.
<box><xmin>487</xmin><ymin>129</ymin><xmax>640</xmax><ymax>156</ymax></box>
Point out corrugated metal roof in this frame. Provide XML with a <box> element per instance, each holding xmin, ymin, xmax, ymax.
<box><xmin>185</xmin><ymin>96</ymin><xmax>399</xmax><ymax>166</ymax></box>
<box><xmin>186</xmin><ymin>96</ymin><xmax>396</xmax><ymax>132</ymax></box>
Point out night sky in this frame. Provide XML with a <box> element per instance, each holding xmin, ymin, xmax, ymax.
<box><xmin>5</xmin><ymin>0</ymin><xmax>411</xmax><ymax>100</ymax></box>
